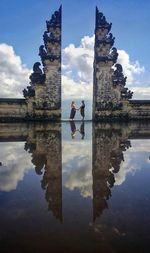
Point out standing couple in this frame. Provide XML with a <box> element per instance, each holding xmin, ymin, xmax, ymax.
<box><xmin>70</xmin><ymin>100</ymin><xmax>85</xmax><ymax>120</ymax></box>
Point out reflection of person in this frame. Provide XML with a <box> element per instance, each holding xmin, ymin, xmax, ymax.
<box><xmin>70</xmin><ymin>121</ymin><xmax>76</xmax><ymax>139</ymax></box>
<box><xmin>79</xmin><ymin>122</ymin><xmax>85</xmax><ymax>139</ymax></box>
<box><xmin>70</xmin><ymin>101</ymin><xmax>77</xmax><ymax>120</ymax></box>
<box><xmin>80</xmin><ymin>100</ymin><xmax>85</xmax><ymax>120</ymax></box>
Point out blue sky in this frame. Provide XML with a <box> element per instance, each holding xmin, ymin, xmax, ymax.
<box><xmin>0</xmin><ymin>0</ymin><xmax>150</xmax><ymax>106</ymax></box>
<box><xmin>0</xmin><ymin>0</ymin><xmax>150</xmax><ymax>68</ymax></box>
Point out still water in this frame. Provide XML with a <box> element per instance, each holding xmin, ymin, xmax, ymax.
<box><xmin>0</xmin><ymin>121</ymin><xmax>150</xmax><ymax>253</ymax></box>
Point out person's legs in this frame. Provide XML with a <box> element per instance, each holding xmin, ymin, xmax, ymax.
<box><xmin>81</xmin><ymin>110</ymin><xmax>85</xmax><ymax>121</ymax></box>
<box><xmin>72</xmin><ymin>110</ymin><xmax>76</xmax><ymax>120</ymax></box>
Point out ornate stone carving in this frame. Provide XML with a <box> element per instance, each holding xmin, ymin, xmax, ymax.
<box><xmin>112</xmin><ymin>64</ymin><xmax>127</xmax><ymax>85</ymax></box>
<box><xmin>38</xmin><ymin>6</ymin><xmax>61</xmax><ymax>70</ymax></box>
<box><xmin>112</xmin><ymin>64</ymin><xmax>133</xmax><ymax>99</ymax></box>
<box><xmin>29</xmin><ymin>62</ymin><xmax>45</xmax><ymax>84</ymax></box>
<box><xmin>46</xmin><ymin>6</ymin><xmax>61</xmax><ymax>31</ymax></box>
<box><xmin>29</xmin><ymin>6</ymin><xmax>61</xmax><ymax>112</ymax></box>
<box><xmin>23</xmin><ymin>86</ymin><xmax>35</xmax><ymax>98</ymax></box>
<box><xmin>121</xmin><ymin>88</ymin><xmax>133</xmax><ymax>99</ymax></box>
<box><xmin>39</xmin><ymin>44</ymin><xmax>60</xmax><ymax>63</ymax></box>
<box><xmin>96</xmin><ymin>101</ymin><xmax>123</xmax><ymax>110</ymax></box>
<box><xmin>43</xmin><ymin>31</ymin><xmax>51</xmax><ymax>46</ymax></box>
<box><xmin>96</xmin><ymin>33</ymin><xmax>115</xmax><ymax>47</ymax></box>
<box><xmin>93</xmin><ymin>7</ymin><xmax>134</xmax><ymax>119</ymax></box>
<box><xmin>96</xmin><ymin>7</ymin><xmax>112</xmax><ymax>32</ymax></box>
<box><xmin>109</xmin><ymin>47</ymin><xmax>118</xmax><ymax>63</ymax></box>
<box><xmin>39</xmin><ymin>45</ymin><xmax>47</xmax><ymax>61</ymax></box>
<box><xmin>23</xmin><ymin>62</ymin><xmax>45</xmax><ymax>98</ymax></box>
<box><xmin>96</xmin><ymin>47</ymin><xmax>118</xmax><ymax>63</ymax></box>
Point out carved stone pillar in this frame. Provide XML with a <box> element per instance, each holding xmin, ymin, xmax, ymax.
<box><xmin>93</xmin><ymin>7</ymin><xmax>133</xmax><ymax>121</ymax></box>
<box><xmin>23</xmin><ymin>6</ymin><xmax>62</xmax><ymax>121</ymax></box>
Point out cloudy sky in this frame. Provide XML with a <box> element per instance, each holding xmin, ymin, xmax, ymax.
<box><xmin>0</xmin><ymin>0</ymin><xmax>150</xmax><ymax>101</ymax></box>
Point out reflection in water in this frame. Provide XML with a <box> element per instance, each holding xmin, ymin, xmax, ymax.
<box><xmin>0</xmin><ymin>122</ymin><xmax>150</xmax><ymax>252</ymax></box>
<box><xmin>63</xmin><ymin>122</ymin><xmax>93</xmax><ymax>199</ymax></box>
<box><xmin>80</xmin><ymin>122</ymin><xmax>85</xmax><ymax>139</ymax></box>
<box><xmin>0</xmin><ymin>122</ymin><xmax>150</xmax><ymax>222</ymax></box>
<box><xmin>70</xmin><ymin>121</ymin><xmax>85</xmax><ymax>139</ymax></box>
<box><xmin>92</xmin><ymin>124</ymin><xmax>131</xmax><ymax>221</ymax></box>
<box><xmin>24</xmin><ymin>125</ymin><xmax>62</xmax><ymax>222</ymax></box>
<box><xmin>70</xmin><ymin>121</ymin><xmax>76</xmax><ymax>139</ymax></box>
<box><xmin>0</xmin><ymin>142</ymin><xmax>32</xmax><ymax>192</ymax></box>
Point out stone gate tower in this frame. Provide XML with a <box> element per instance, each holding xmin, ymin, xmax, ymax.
<box><xmin>23</xmin><ymin>6</ymin><xmax>62</xmax><ymax>121</ymax></box>
<box><xmin>93</xmin><ymin>7</ymin><xmax>133</xmax><ymax>121</ymax></box>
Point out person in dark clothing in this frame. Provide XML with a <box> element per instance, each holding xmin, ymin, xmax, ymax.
<box><xmin>80</xmin><ymin>100</ymin><xmax>85</xmax><ymax>120</ymax></box>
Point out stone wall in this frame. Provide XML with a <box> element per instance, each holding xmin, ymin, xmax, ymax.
<box><xmin>0</xmin><ymin>99</ymin><xmax>27</xmax><ymax>122</ymax></box>
<box><xmin>93</xmin><ymin>100</ymin><xmax>150</xmax><ymax>121</ymax></box>
<box><xmin>128</xmin><ymin>100</ymin><xmax>150</xmax><ymax>119</ymax></box>
<box><xmin>0</xmin><ymin>122</ymin><xmax>61</xmax><ymax>140</ymax></box>
<box><xmin>0</xmin><ymin>98</ymin><xmax>61</xmax><ymax>122</ymax></box>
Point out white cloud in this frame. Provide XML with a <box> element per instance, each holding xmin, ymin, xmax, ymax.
<box><xmin>62</xmin><ymin>137</ymin><xmax>150</xmax><ymax>197</ymax></box>
<box><xmin>117</xmin><ymin>50</ymin><xmax>148</xmax><ymax>99</ymax></box>
<box><xmin>115</xmin><ymin>140</ymin><xmax>150</xmax><ymax>185</ymax></box>
<box><xmin>63</xmin><ymin>35</ymin><xmax>94</xmax><ymax>83</ymax></box>
<box><xmin>62</xmin><ymin>35</ymin><xmax>94</xmax><ymax>100</ymax></box>
<box><xmin>62</xmin><ymin>35</ymin><xmax>147</xmax><ymax>100</ymax></box>
<box><xmin>0</xmin><ymin>43</ymin><xmax>31</xmax><ymax>98</ymax></box>
<box><xmin>62</xmin><ymin>139</ymin><xmax>93</xmax><ymax>198</ymax></box>
<box><xmin>117</xmin><ymin>50</ymin><xmax>145</xmax><ymax>85</ymax></box>
<box><xmin>0</xmin><ymin>38</ymin><xmax>148</xmax><ymax>100</ymax></box>
<box><xmin>0</xmin><ymin>142</ymin><xmax>33</xmax><ymax>191</ymax></box>
<box><xmin>131</xmin><ymin>87</ymin><xmax>150</xmax><ymax>99</ymax></box>
<box><xmin>62</xmin><ymin>75</ymin><xmax>92</xmax><ymax>100</ymax></box>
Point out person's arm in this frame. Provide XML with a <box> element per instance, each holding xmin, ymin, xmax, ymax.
<box><xmin>74</xmin><ymin>105</ymin><xmax>80</xmax><ymax>110</ymax></box>
<box><xmin>76</xmin><ymin>106</ymin><xmax>81</xmax><ymax>110</ymax></box>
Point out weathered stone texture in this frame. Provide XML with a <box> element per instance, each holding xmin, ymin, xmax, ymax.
<box><xmin>93</xmin><ymin>7</ymin><xmax>135</xmax><ymax>121</ymax></box>
<box><xmin>44</xmin><ymin>63</ymin><xmax>61</xmax><ymax>108</ymax></box>
<box><xmin>128</xmin><ymin>100</ymin><xmax>150</xmax><ymax>119</ymax></box>
<box><xmin>21</xmin><ymin>6</ymin><xmax>62</xmax><ymax>121</ymax></box>
<box><xmin>25</xmin><ymin>125</ymin><xmax>62</xmax><ymax>221</ymax></box>
<box><xmin>0</xmin><ymin>99</ymin><xmax>27</xmax><ymax>121</ymax></box>
<box><xmin>92</xmin><ymin>123</ymin><xmax>132</xmax><ymax>221</ymax></box>
<box><xmin>0</xmin><ymin>7</ymin><xmax>62</xmax><ymax>122</ymax></box>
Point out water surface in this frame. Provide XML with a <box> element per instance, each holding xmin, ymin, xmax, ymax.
<box><xmin>0</xmin><ymin>122</ymin><xmax>150</xmax><ymax>253</ymax></box>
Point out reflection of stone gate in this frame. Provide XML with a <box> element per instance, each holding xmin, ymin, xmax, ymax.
<box><xmin>92</xmin><ymin>123</ymin><xmax>131</xmax><ymax>221</ymax></box>
<box><xmin>25</xmin><ymin>124</ymin><xmax>62</xmax><ymax>222</ymax></box>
